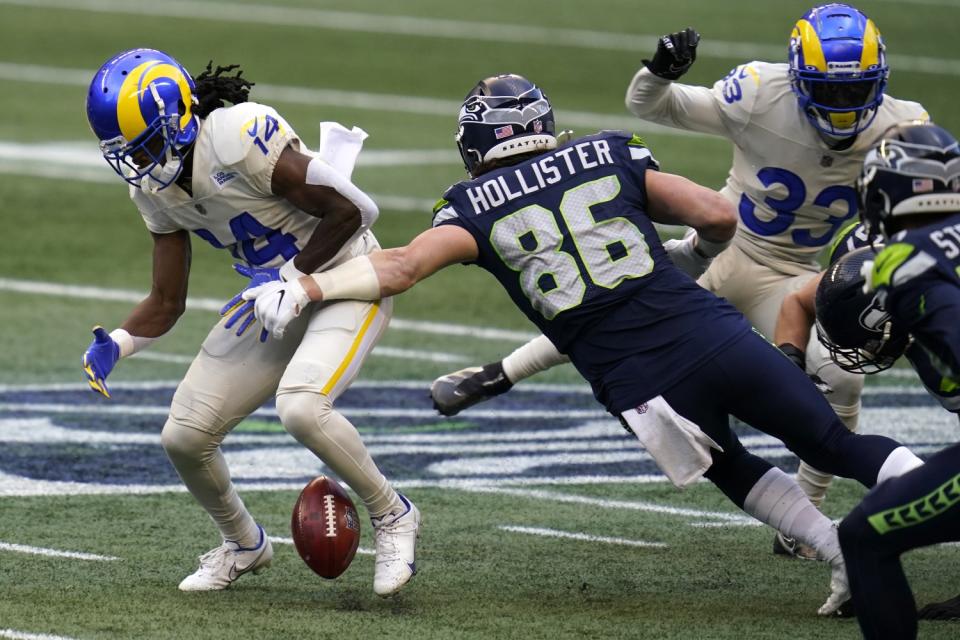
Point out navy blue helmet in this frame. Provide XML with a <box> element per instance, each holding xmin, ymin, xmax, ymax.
<box><xmin>858</xmin><ymin>121</ymin><xmax>960</xmax><ymax>240</ymax></box>
<box><xmin>456</xmin><ymin>74</ymin><xmax>557</xmax><ymax>177</ymax></box>
<box><xmin>815</xmin><ymin>246</ymin><xmax>909</xmax><ymax>373</ymax></box>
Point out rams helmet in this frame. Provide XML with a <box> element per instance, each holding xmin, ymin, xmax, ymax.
<box><xmin>788</xmin><ymin>3</ymin><xmax>888</xmax><ymax>138</ymax></box>
<box><xmin>858</xmin><ymin>121</ymin><xmax>960</xmax><ymax>240</ymax></box>
<box><xmin>815</xmin><ymin>246</ymin><xmax>909</xmax><ymax>373</ymax></box>
<box><xmin>86</xmin><ymin>48</ymin><xmax>199</xmax><ymax>190</ymax></box>
<box><xmin>456</xmin><ymin>74</ymin><xmax>557</xmax><ymax>178</ymax></box>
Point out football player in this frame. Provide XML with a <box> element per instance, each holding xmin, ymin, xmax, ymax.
<box><xmin>244</xmin><ymin>73</ymin><xmax>927</xmax><ymax>615</ymax></box>
<box><xmin>812</xmin><ymin>121</ymin><xmax>960</xmax><ymax>638</ymax></box>
<box><xmin>428</xmin><ymin>3</ymin><xmax>929</xmax><ymax>559</ymax></box>
<box><xmin>81</xmin><ymin>49</ymin><xmax>420</xmax><ymax>596</ymax></box>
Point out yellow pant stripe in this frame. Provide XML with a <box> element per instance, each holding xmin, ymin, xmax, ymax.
<box><xmin>321</xmin><ymin>302</ymin><xmax>381</xmax><ymax>396</ymax></box>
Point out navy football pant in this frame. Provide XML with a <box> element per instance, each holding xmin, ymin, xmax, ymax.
<box><xmin>839</xmin><ymin>442</ymin><xmax>960</xmax><ymax>640</ymax></box>
<box><xmin>660</xmin><ymin>330</ymin><xmax>902</xmax><ymax>507</ymax></box>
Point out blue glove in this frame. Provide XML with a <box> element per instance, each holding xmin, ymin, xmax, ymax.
<box><xmin>82</xmin><ymin>326</ymin><xmax>119</xmax><ymax>398</ymax></box>
<box><xmin>221</xmin><ymin>263</ymin><xmax>281</xmax><ymax>342</ymax></box>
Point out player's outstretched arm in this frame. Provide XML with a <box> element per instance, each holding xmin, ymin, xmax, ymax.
<box><xmin>245</xmin><ymin>225</ymin><xmax>479</xmax><ymax>339</ymax></box>
<box><xmin>626</xmin><ymin>28</ymin><xmax>727</xmax><ymax>137</ymax></box>
<box><xmin>774</xmin><ymin>273</ymin><xmax>822</xmax><ymax>352</ymax></box>
<box><xmin>83</xmin><ymin>230</ymin><xmax>191</xmax><ymax>397</ymax></box>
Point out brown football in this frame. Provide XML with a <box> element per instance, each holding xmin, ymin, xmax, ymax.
<box><xmin>291</xmin><ymin>475</ymin><xmax>361</xmax><ymax>579</ymax></box>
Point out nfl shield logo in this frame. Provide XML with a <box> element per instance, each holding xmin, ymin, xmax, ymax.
<box><xmin>533</xmin><ymin>119</ymin><xmax>543</xmax><ymax>133</ymax></box>
<box><xmin>494</xmin><ymin>125</ymin><xmax>514</xmax><ymax>140</ymax></box>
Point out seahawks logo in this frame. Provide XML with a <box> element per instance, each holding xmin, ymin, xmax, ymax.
<box><xmin>458</xmin><ymin>96</ymin><xmax>489</xmax><ymax>123</ymax></box>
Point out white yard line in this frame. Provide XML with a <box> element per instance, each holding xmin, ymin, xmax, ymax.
<box><xmin>0</xmin><ymin>541</ymin><xmax>119</xmax><ymax>561</ymax></box>
<box><xmin>498</xmin><ymin>525</ymin><xmax>667</xmax><ymax>548</ymax></box>
<box><xmin>0</xmin><ymin>631</ymin><xmax>79</xmax><ymax>640</ymax></box>
<box><xmin>0</xmin><ymin>277</ymin><xmax>538</xmax><ymax>343</ymax></box>
<box><xmin>1</xmin><ymin>0</ymin><xmax>956</xmax><ymax>75</ymax></box>
<box><xmin>468</xmin><ymin>486</ymin><xmax>757</xmax><ymax>524</ymax></box>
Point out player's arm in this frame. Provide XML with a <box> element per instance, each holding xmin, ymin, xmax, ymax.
<box><xmin>244</xmin><ymin>225</ymin><xmax>479</xmax><ymax>339</ymax></box>
<box><xmin>625</xmin><ymin>28</ymin><xmax>728</xmax><ymax>138</ymax></box>
<box><xmin>271</xmin><ymin>145</ymin><xmax>378</xmax><ymax>275</ymax></box>
<box><xmin>645</xmin><ymin>169</ymin><xmax>735</xmax><ymax>277</ymax></box>
<box><xmin>83</xmin><ymin>230</ymin><xmax>191</xmax><ymax>397</ymax></box>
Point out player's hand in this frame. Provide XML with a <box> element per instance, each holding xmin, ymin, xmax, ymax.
<box><xmin>244</xmin><ymin>278</ymin><xmax>311</xmax><ymax>340</ymax></box>
<box><xmin>82</xmin><ymin>326</ymin><xmax>119</xmax><ymax>398</ymax></box>
<box><xmin>663</xmin><ymin>228</ymin><xmax>712</xmax><ymax>278</ymax></box>
<box><xmin>778</xmin><ymin>343</ymin><xmax>834</xmax><ymax>395</ymax></box>
<box><xmin>643</xmin><ymin>28</ymin><xmax>700</xmax><ymax>80</ymax></box>
<box><xmin>221</xmin><ymin>263</ymin><xmax>281</xmax><ymax>342</ymax></box>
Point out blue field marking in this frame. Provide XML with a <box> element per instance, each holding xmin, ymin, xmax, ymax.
<box><xmin>0</xmin><ymin>383</ymin><xmax>956</xmax><ymax>496</ymax></box>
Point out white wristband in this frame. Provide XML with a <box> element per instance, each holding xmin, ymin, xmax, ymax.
<box><xmin>695</xmin><ymin>235</ymin><xmax>731</xmax><ymax>258</ymax></box>
<box><xmin>109</xmin><ymin>328</ymin><xmax>157</xmax><ymax>359</ymax></box>
<box><xmin>279</xmin><ymin>259</ymin><xmax>307</xmax><ymax>282</ymax></box>
<box><xmin>309</xmin><ymin>255</ymin><xmax>381</xmax><ymax>301</ymax></box>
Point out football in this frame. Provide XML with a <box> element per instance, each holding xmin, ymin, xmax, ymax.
<box><xmin>291</xmin><ymin>475</ymin><xmax>361</xmax><ymax>579</ymax></box>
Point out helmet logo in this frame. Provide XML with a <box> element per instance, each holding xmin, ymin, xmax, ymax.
<box><xmin>858</xmin><ymin>295</ymin><xmax>890</xmax><ymax>332</ymax></box>
<box><xmin>459</xmin><ymin>96</ymin><xmax>488</xmax><ymax>123</ymax></box>
<box><xmin>533</xmin><ymin>120</ymin><xmax>543</xmax><ymax>134</ymax></box>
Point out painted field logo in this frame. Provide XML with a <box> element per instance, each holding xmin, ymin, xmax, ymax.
<box><xmin>0</xmin><ymin>381</ymin><xmax>954</xmax><ymax>496</ymax></box>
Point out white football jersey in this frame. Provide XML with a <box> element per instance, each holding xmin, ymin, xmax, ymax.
<box><xmin>131</xmin><ymin>102</ymin><xmax>361</xmax><ymax>270</ymax></box>
<box><xmin>626</xmin><ymin>63</ymin><xmax>928</xmax><ymax>271</ymax></box>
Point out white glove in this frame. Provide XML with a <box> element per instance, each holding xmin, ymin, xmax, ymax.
<box><xmin>663</xmin><ymin>228</ymin><xmax>712</xmax><ymax>278</ymax></box>
<box><xmin>243</xmin><ymin>279</ymin><xmax>311</xmax><ymax>340</ymax></box>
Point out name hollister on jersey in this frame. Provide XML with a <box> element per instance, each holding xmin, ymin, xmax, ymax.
<box><xmin>465</xmin><ymin>139</ymin><xmax>614</xmax><ymax>215</ymax></box>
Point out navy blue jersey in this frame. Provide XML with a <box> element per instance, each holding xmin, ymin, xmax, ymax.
<box><xmin>872</xmin><ymin>213</ymin><xmax>960</xmax><ymax>396</ymax></box>
<box><xmin>433</xmin><ymin>131</ymin><xmax>750</xmax><ymax>412</ymax></box>
<box><xmin>827</xmin><ymin>221</ymin><xmax>960</xmax><ymax>412</ymax></box>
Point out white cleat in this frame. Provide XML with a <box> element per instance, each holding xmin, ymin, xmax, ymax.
<box><xmin>371</xmin><ymin>494</ymin><xmax>421</xmax><ymax>597</ymax></box>
<box><xmin>178</xmin><ymin>525</ymin><xmax>273</xmax><ymax>592</ymax></box>
<box><xmin>818</xmin><ymin>554</ymin><xmax>852</xmax><ymax>616</ymax></box>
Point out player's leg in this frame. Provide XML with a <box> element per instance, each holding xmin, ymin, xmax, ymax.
<box><xmin>276</xmin><ymin>295</ymin><xmax>419</xmax><ymax>596</ymax></box>
<box><xmin>430</xmin><ymin>334</ymin><xmax>568</xmax><ymax>416</ymax></box>
<box><xmin>839</xmin><ymin>443</ymin><xmax>960</xmax><ymax>638</ymax></box>
<box><xmin>714</xmin><ymin>330</ymin><xmax>921</xmax><ymax>486</ymax></box>
<box><xmin>161</xmin><ymin>314</ymin><xmax>305</xmax><ymax>590</ymax></box>
<box><xmin>656</xmin><ymin>359</ymin><xmax>849</xmax><ymax>614</ymax></box>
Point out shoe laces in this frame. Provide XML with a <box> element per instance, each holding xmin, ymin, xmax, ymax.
<box><xmin>196</xmin><ymin>543</ymin><xmax>233</xmax><ymax>571</ymax></box>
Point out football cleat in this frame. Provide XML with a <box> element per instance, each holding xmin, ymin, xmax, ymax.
<box><xmin>918</xmin><ymin>593</ymin><xmax>960</xmax><ymax>620</ymax></box>
<box><xmin>178</xmin><ymin>525</ymin><xmax>273</xmax><ymax>592</ymax></box>
<box><xmin>371</xmin><ymin>494</ymin><xmax>421</xmax><ymax>597</ymax></box>
<box><xmin>772</xmin><ymin>532</ymin><xmax>818</xmax><ymax>561</ymax></box>
<box><xmin>430</xmin><ymin>362</ymin><xmax>514</xmax><ymax>417</ymax></box>
<box><xmin>818</xmin><ymin>553</ymin><xmax>853</xmax><ymax>617</ymax></box>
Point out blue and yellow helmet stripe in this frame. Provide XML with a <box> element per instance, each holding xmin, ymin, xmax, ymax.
<box><xmin>115</xmin><ymin>61</ymin><xmax>195</xmax><ymax>143</ymax></box>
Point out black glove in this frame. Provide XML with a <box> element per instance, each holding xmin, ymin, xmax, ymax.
<box><xmin>778</xmin><ymin>343</ymin><xmax>833</xmax><ymax>395</ymax></box>
<box><xmin>643</xmin><ymin>28</ymin><xmax>700</xmax><ymax>80</ymax></box>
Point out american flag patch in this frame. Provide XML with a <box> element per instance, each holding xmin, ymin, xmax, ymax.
<box><xmin>494</xmin><ymin>125</ymin><xmax>514</xmax><ymax>139</ymax></box>
<box><xmin>913</xmin><ymin>178</ymin><xmax>935</xmax><ymax>192</ymax></box>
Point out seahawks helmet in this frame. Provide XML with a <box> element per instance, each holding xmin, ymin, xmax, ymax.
<box><xmin>788</xmin><ymin>3</ymin><xmax>889</xmax><ymax>138</ymax></box>
<box><xmin>815</xmin><ymin>246</ymin><xmax>909</xmax><ymax>373</ymax></box>
<box><xmin>858</xmin><ymin>121</ymin><xmax>960</xmax><ymax>240</ymax></box>
<box><xmin>456</xmin><ymin>74</ymin><xmax>557</xmax><ymax>177</ymax></box>
<box><xmin>86</xmin><ymin>48</ymin><xmax>199</xmax><ymax>190</ymax></box>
